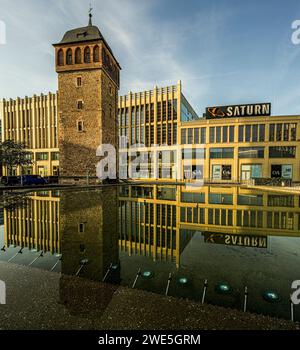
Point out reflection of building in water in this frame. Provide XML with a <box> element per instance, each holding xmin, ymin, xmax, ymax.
<box><xmin>4</xmin><ymin>191</ymin><xmax>60</xmax><ymax>253</ymax></box>
<box><xmin>119</xmin><ymin>186</ymin><xmax>194</xmax><ymax>267</ymax></box>
<box><xmin>3</xmin><ymin>185</ymin><xmax>300</xmax><ymax>268</ymax></box>
<box><xmin>60</xmin><ymin>188</ymin><xmax>119</xmax><ymax>281</ymax></box>
<box><xmin>179</xmin><ymin>186</ymin><xmax>300</xmax><ymax>236</ymax></box>
<box><xmin>119</xmin><ymin>185</ymin><xmax>300</xmax><ymax>263</ymax></box>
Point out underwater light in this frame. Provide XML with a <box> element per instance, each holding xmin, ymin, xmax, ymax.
<box><xmin>216</xmin><ymin>282</ymin><xmax>232</xmax><ymax>294</ymax></box>
<box><xmin>142</xmin><ymin>271</ymin><xmax>153</xmax><ymax>278</ymax></box>
<box><xmin>80</xmin><ymin>258</ymin><xmax>89</xmax><ymax>265</ymax></box>
<box><xmin>263</xmin><ymin>290</ymin><xmax>281</xmax><ymax>303</ymax></box>
<box><xmin>178</xmin><ymin>277</ymin><xmax>188</xmax><ymax>285</ymax></box>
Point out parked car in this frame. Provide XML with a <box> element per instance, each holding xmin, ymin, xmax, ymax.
<box><xmin>20</xmin><ymin>175</ymin><xmax>47</xmax><ymax>186</ymax></box>
<box><xmin>1</xmin><ymin>175</ymin><xmax>47</xmax><ymax>186</ymax></box>
<box><xmin>0</xmin><ymin>176</ymin><xmax>20</xmax><ymax>186</ymax></box>
<box><xmin>44</xmin><ymin>176</ymin><xmax>59</xmax><ymax>184</ymax></box>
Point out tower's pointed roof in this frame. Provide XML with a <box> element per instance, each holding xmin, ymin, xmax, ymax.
<box><xmin>58</xmin><ymin>7</ymin><xmax>101</xmax><ymax>44</ymax></box>
<box><xmin>53</xmin><ymin>13</ymin><xmax>121</xmax><ymax>68</ymax></box>
<box><xmin>58</xmin><ymin>25</ymin><xmax>103</xmax><ymax>45</ymax></box>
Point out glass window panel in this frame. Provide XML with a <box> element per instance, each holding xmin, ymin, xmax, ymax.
<box><xmin>188</xmin><ymin>128</ymin><xmax>193</xmax><ymax>144</ymax></box>
<box><xmin>276</xmin><ymin>124</ymin><xmax>282</xmax><ymax>141</ymax></box>
<box><xmin>290</xmin><ymin>123</ymin><xmax>297</xmax><ymax>141</ymax></box>
<box><xmin>229</xmin><ymin>126</ymin><xmax>235</xmax><ymax>142</ymax></box>
<box><xmin>259</xmin><ymin>124</ymin><xmax>265</xmax><ymax>142</ymax></box>
<box><xmin>222</xmin><ymin>126</ymin><xmax>228</xmax><ymax>143</ymax></box>
<box><xmin>252</xmin><ymin>124</ymin><xmax>258</xmax><ymax>142</ymax></box>
<box><xmin>181</xmin><ymin>129</ymin><xmax>187</xmax><ymax>144</ymax></box>
<box><xmin>210</xmin><ymin>147</ymin><xmax>234</xmax><ymax>159</ymax></box>
<box><xmin>245</xmin><ymin>125</ymin><xmax>251</xmax><ymax>142</ymax></box>
<box><xmin>209</xmin><ymin>127</ymin><xmax>215</xmax><ymax>143</ymax></box>
<box><xmin>194</xmin><ymin>128</ymin><xmax>200</xmax><ymax>144</ymax></box>
<box><xmin>238</xmin><ymin>147</ymin><xmax>264</xmax><ymax>158</ymax></box>
<box><xmin>283</xmin><ymin>124</ymin><xmax>289</xmax><ymax>141</ymax></box>
<box><xmin>269</xmin><ymin>124</ymin><xmax>275</xmax><ymax>141</ymax></box>
<box><xmin>200</xmin><ymin>128</ymin><xmax>206</xmax><ymax>144</ymax></box>
<box><xmin>238</xmin><ymin>125</ymin><xmax>244</xmax><ymax>142</ymax></box>
<box><xmin>269</xmin><ymin>146</ymin><xmax>296</xmax><ymax>158</ymax></box>
<box><xmin>216</xmin><ymin>127</ymin><xmax>221</xmax><ymax>143</ymax></box>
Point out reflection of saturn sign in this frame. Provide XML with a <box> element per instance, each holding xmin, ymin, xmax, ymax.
<box><xmin>204</xmin><ymin>103</ymin><xmax>271</xmax><ymax>119</ymax></box>
<box><xmin>203</xmin><ymin>232</ymin><xmax>267</xmax><ymax>248</ymax></box>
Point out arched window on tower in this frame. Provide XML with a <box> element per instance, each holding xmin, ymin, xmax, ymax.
<box><xmin>84</xmin><ymin>47</ymin><xmax>91</xmax><ymax>63</ymax></box>
<box><xmin>93</xmin><ymin>45</ymin><xmax>100</xmax><ymax>62</ymax></box>
<box><xmin>75</xmin><ymin>47</ymin><xmax>82</xmax><ymax>64</ymax></box>
<box><xmin>57</xmin><ymin>49</ymin><xmax>64</xmax><ymax>66</ymax></box>
<box><xmin>66</xmin><ymin>48</ymin><xmax>73</xmax><ymax>65</ymax></box>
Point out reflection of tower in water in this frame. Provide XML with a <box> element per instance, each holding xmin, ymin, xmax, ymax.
<box><xmin>59</xmin><ymin>188</ymin><xmax>119</xmax><ymax>281</ymax></box>
<box><xmin>59</xmin><ymin>188</ymin><xmax>120</xmax><ymax>315</ymax></box>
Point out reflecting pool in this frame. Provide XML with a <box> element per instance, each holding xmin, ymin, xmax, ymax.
<box><xmin>0</xmin><ymin>185</ymin><xmax>300</xmax><ymax>321</ymax></box>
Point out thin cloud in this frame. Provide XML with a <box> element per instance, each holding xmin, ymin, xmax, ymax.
<box><xmin>0</xmin><ymin>0</ymin><xmax>299</xmax><ymax>116</ymax></box>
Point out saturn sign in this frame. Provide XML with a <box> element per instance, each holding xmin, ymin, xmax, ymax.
<box><xmin>204</xmin><ymin>103</ymin><xmax>271</xmax><ymax>119</ymax></box>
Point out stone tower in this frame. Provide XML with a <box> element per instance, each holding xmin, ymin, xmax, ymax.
<box><xmin>53</xmin><ymin>12</ymin><xmax>120</xmax><ymax>183</ymax></box>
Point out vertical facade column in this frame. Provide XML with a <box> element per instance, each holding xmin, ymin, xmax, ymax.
<box><xmin>32</xmin><ymin>95</ymin><xmax>37</xmax><ymax>149</ymax></box>
<box><xmin>153</xmin><ymin>86</ymin><xmax>158</xmax><ymax>146</ymax></box>
<box><xmin>176</xmin><ymin>80</ymin><xmax>181</xmax><ymax>145</ymax></box>
<box><xmin>32</xmin><ymin>95</ymin><xmax>37</xmax><ymax>174</ymax></box>
<box><xmin>16</xmin><ymin>98</ymin><xmax>21</xmax><ymax>144</ymax></box>
<box><xmin>295</xmin><ymin>120</ymin><xmax>300</xmax><ymax>182</ymax></box>
<box><xmin>47</xmin><ymin>93</ymin><xmax>52</xmax><ymax>175</ymax></box>
<box><xmin>233</xmin><ymin>146</ymin><xmax>239</xmax><ymax>182</ymax></box>
<box><xmin>264</xmin><ymin>120</ymin><xmax>270</xmax><ymax>179</ymax></box>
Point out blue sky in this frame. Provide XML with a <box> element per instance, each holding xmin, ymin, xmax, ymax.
<box><xmin>0</xmin><ymin>0</ymin><xmax>300</xmax><ymax>116</ymax></box>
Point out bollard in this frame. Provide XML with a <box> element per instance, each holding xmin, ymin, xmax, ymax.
<box><xmin>201</xmin><ymin>279</ymin><xmax>208</xmax><ymax>304</ymax></box>
<box><xmin>165</xmin><ymin>273</ymin><xmax>172</xmax><ymax>296</ymax></box>
<box><xmin>243</xmin><ymin>286</ymin><xmax>248</xmax><ymax>312</ymax></box>
<box><xmin>102</xmin><ymin>263</ymin><xmax>113</xmax><ymax>282</ymax></box>
<box><xmin>132</xmin><ymin>268</ymin><xmax>141</xmax><ymax>288</ymax></box>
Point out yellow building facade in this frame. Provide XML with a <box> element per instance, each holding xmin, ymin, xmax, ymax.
<box><xmin>1</xmin><ymin>83</ymin><xmax>300</xmax><ymax>182</ymax></box>
<box><xmin>180</xmin><ymin>115</ymin><xmax>299</xmax><ymax>182</ymax></box>
<box><xmin>0</xmin><ymin>93</ymin><xmax>59</xmax><ymax>177</ymax></box>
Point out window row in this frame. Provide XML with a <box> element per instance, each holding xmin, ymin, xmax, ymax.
<box><xmin>209</xmin><ymin>146</ymin><xmax>296</xmax><ymax>159</ymax></box>
<box><xmin>157</xmin><ymin>100</ymin><xmax>177</xmax><ymax>122</ymax></box>
<box><xmin>36</xmin><ymin>152</ymin><xmax>60</xmax><ymax>161</ymax></box>
<box><xmin>269</xmin><ymin>123</ymin><xmax>297</xmax><ymax>142</ymax></box>
<box><xmin>181</xmin><ymin>127</ymin><xmax>206</xmax><ymax>144</ymax></box>
<box><xmin>238</xmin><ymin>124</ymin><xmax>265</xmax><ymax>142</ymax></box>
<box><xmin>210</xmin><ymin>126</ymin><xmax>235</xmax><ymax>143</ymax></box>
<box><xmin>118</xmin><ymin>101</ymin><xmax>177</xmax><ymax>127</ymax></box>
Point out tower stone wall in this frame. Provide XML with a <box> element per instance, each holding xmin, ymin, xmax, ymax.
<box><xmin>53</xmin><ymin>18</ymin><xmax>120</xmax><ymax>184</ymax></box>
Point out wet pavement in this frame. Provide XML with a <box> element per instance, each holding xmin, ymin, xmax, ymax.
<box><xmin>0</xmin><ymin>261</ymin><xmax>298</xmax><ymax>330</ymax></box>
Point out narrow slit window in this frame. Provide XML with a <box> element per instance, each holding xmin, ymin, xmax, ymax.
<box><xmin>77</xmin><ymin>121</ymin><xmax>83</xmax><ymax>132</ymax></box>
<box><xmin>78</xmin><ymin>223</ymin><xmax>85</xmax><ymax>233</ymax></box>
<box><xmin>76</xmin><ymin>77</ymin><xmax>82</xmax><ymax>87</ymax></box>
